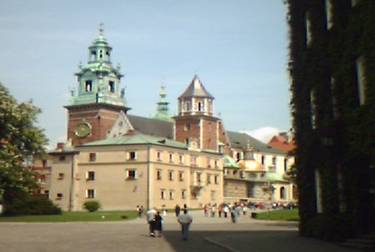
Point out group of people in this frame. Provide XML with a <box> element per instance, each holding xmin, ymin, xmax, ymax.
<box><xmin>203</xmin><ymin>202</ymin><xmax>248</xmax><ymax>223</ymax></box>
<box><xmin>146</xmin><ymin>204</ymin><xmax>193</xmax><ymax>240</ymax></box>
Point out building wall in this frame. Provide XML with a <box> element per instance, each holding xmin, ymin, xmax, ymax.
<box><xmin>44</xmin><ymin>144</ymin><xmax>224</xmax><ymax>211</ymax></box>
<box><xmin>67</xmin><ymin>106</ymin><xmax>122</xmax><ymax>146</ymax></box>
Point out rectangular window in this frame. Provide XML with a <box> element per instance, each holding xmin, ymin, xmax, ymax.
<box><xmin>261</xmin><ymin>155</ymin><xmax>265</xmax><ymax>165</ymax></box>
<box><xmin>126</xmin><ymin>169</ymin><xmax>137</xmax><ymax>180</ymax></box>
<box><xmin>58</xmin><ymin>173</ymin><xmax>64</xmax><ymax>180</ymax></box>
<box><xmin>128</xmin><ymin>151</ymin><xmax>137</xmax><ymax>160</ymax></box>
<box><xmin>325</xmin><ymin>0</ymin><xmax>333</xmax><ymax>29</ymax></box>
<box><xmin>56</xmin><ymin>193</ymin><xmax>63</xmax><ymax>199</ymax></box>
<box><xmin>89</xmin><ymin>153</ymin><xmax>96</xmax><ymax>162</ymax></box>
<box><xmin>157</xmin><ymin>151</ymin><xmax>162</xmax><ymax>161</ymax></box>
<box><xmin>181</xmin><ymin>189</ymin><xmax>186</xmax><ymax>199</ymax></box>
<box><xmin>272</xmin><ymin>157</ymin><xmax>276</xmax><ymax>165</ymax></box>
<box><xmin>161</xmin><ymin>189</ymin><xmax>165</xmax><ymax>200</ymax></box>
<box><xmin>86</xmin><ymin>189</ymin><xmax>95</xmax><ymax>199</ymax></box>
<box><xmin>214</xmin><ymin>160</ymin><xmax>219</xmax><ymax>168</ymax></box>
<box><xmin>168</xmin><ymin>170</ymin><xmax>174</xmax><ymax>181</ymax></box>
<box><xmin>356</xmin><ymin>56</ymin><xmax>366</xmax><ymax>105</ymax></box>
<box><xmin>169</xmin><ymin>190</ymin><xmax>174</xmax><ymax>200</ymax></box>
<box><xmin>169</xmin><ymin>153</ymin><xmax>173</xmax><ymax>163</ymax></box>
<box><xmin>179</xmin><ymin>171</ymin><xmax>184</xmax><ymax>182</ymax></box>
<box><xmin>214</xmin><ymin>175</ymin><xmax>219</xmax><ymax>184</ymax></box>
<box><xmin>179</xmin><ymin>154</ymin><xmax>184</xmax><ymax>164</ymax></box>
<box><xmin>206</xmin><ymin>174</ymin><xmax>211</xmax><ymax>185</ymax></box>
<box><xmin>284</xmin><ymin>158</ymin><xmax>288</xmax><ymax>172</ymax></box>
<box><xmin>86</xmin><ymin>171</ymin><xmax>95</xmax><ymax>181</ymax></box>
<box><xmin>197</xmin><ymin>172</ymin><xmax>201</xmax><ymax>183</ymax></box>
<box><xmin>59</xmin><ymin>156</ymin><xmax>66</xmax><ymax>161</ymax></box>
<box><xmin>157</xmin><ymin>169</ymin><xmax>162</xmax><ymax>180</ymax></box>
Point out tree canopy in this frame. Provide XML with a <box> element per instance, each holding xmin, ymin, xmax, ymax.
<box><xmin>0</xmin><ymin>83</ymin><xmax>48</xmax><ymax>204</ymax></box>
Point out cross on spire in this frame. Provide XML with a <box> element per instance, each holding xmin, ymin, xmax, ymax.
<box><xmin>99</xmin><ymin>22</ymin><xmax>104</xmax><ymax>36</ymax></box>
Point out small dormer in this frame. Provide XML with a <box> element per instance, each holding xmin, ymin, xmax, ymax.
<box><xmin>178</xmin><ymin>75</ymin><xmax>214</xmax><ymax>116</ymax></box>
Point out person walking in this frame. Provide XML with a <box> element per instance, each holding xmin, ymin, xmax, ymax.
<box><xmin>146</xmin><ymin>208</ymin><xmax>157</xmax><ymax>237</ymax></box>
<box><xmin>177</xmin><ymin>209</ymin><xmax>193</xmax><ymax>240</ymax></box>
<box><xmin>230</xmin><ymin>206</ymin><xmax>237</xmax><ymax>223</ymax></box>
<box><xmin>175</xmin><ymin>204</ymin><xmax>181</xmax><ymax>217</ymax></box>
<box><xmin>223</xmin><ymin>204</ymin><xmax>229</xmax><ymax>218</ymax></box>
<box><xmin>154</xmin><ymin>211</ymin><xmax>163</xmax><ymax>237</ymax></box>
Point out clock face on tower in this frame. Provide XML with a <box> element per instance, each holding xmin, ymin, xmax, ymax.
<box><xmin>75</xmin><ymin>122</ymin><xmax>92</xmax><ymax>138</ymax></box>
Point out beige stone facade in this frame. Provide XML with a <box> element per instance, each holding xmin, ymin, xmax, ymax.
<box><xmin>39</xmin><ymin>144</ymin><xmax>223</xmax><ymax>211</ymax></box>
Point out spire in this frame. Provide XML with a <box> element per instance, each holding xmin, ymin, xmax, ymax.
<box><xmin>99</xmin><ymin>22</ymin><xmax>104</xmax><ymax>36</ymax></box>
<box><xmin>154</xmin><ymin>85</ymin><xmax>172</xmax><ymax>121</ymax></box>
<box><xmin>178</xmin><ymin>74</ymin><xmax>214</xmax><ymax>99</ymax></box>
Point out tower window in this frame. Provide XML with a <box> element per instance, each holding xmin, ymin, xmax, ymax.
<box><xmin>185</xmin><ymin>101</ymin><xmax>191</xmax><ymax>111</ymax></box>
<box><xmin>85</xmin><ymin>80</ymin><xmax>93</xmax><ymax>92</ymax></box>
<box><xmin>108</xmin><ymin>81</ymin><xmax>115</xmax><ymax>93</ymax></box>
<box><xmin>99</xmin><ymin>50</ymin><xmax>103</xmax><ymax>58</ymax></box>
<box><xmin>198</xmin><ymin>102</ymin><xmax>202</xmax><ymax>111</ymax></box>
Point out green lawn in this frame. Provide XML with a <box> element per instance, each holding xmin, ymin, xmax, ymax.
<box><xmin>254</xmin><ymin>209</ymin><xmax>299</xmax><ymax>221</ymax></box>
<box><xmin>0</xmin><ymin>211</ymin><xmax>138</xmax><ymax>222</ymax></box>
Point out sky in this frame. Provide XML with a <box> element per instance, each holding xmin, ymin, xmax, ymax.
<box><xmin>0</xmin><ymin>0</ymin><xmax>291</xmax><ymax>146</ymax></box>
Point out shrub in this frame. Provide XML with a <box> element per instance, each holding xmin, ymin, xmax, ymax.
<box><xmin>83</xmin><ymin>201</ymin><xmax>101</xmax><ymax>212</ymax></box>
<box><xmin>3</xmin><ymin>196</ymin><xmax>62</xmax><ymax>216</ymax></box>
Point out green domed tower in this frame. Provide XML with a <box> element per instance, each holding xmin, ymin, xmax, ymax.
<box><xmin>65</xmin><ymin>24</ymin><xmax>130</xmax><ymax>146</ymax></box>
<box><xmin>154</xmin><ymin>85</ymin><xmax>172</xmax><ymax>121</ymax></box>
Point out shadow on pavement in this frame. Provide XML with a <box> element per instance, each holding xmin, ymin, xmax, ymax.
<box><xmin>162</xmin><ymin>230</ymin><xmax>360</xmax><ymax>252</ymax></box>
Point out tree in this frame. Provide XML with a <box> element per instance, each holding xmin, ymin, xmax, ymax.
<box><xmin>0</xmin><ymin>83</ymin><xmax>48</xmax><ymax>205</ymax></box>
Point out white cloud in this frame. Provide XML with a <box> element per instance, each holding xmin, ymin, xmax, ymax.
<box><xmin>241</xmin><ymin>127</ymin><xmax>280</xmax><ymax>143</ymax></box>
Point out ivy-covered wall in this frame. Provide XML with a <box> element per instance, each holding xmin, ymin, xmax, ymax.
<box><xmin>286</xmin><ymin>0</ymin><xmax>375</xmax><ymax>240</ymax></box>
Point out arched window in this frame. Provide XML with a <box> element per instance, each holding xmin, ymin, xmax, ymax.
<box><xmin>280</xmin><ymin>186</ymin><xmax>286</xmax><ymax>200</ymax></box>
<box><xmin>85</xmin><ymin>80</ymin><xmax>92</xmax><ymax>92</ymax></box>
<box><xmin>108</xmin><ymin>81</ymin><xmax>115</xmax><ymax>93</ymax></box>
<box><xmin>198</xmin><ymin>102</ymin><xmax>202</xmax><ymax>111</ymax></box>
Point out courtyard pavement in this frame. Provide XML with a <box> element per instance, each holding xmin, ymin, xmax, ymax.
<box><xmin>0</xmin><ymin>210</ymin><xmax>362</xmax><ymax>252</ymax></box>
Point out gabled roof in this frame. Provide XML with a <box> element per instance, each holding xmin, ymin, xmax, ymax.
<box><xmin>127</xmin><ymin>114</ymin><xmax>174</xmax><ymax>139</ymax></box>
<box><xmin>82</xmin><ymin>133</ymin><xmax>186</xmax><ymax>149</ymax></box>
<box><xmin>179</xmin><ymin>75</ymin><xmax>214</xmax><ymax>99</ymax></box>
<box><xmin>227</xmin><ymin>131</ymin><xmax>286</xmax><ymax>155</ymax></box>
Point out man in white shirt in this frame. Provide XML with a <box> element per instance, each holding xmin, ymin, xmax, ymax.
<box><xmin>177</xmin><ymin>209</ymin><xmax>193</xmax><ymax>240</ymax></box>
<box><xmin>146</xmin><ymin>208</ymin><xmax>157</xmax><ymax>237</ymax></box>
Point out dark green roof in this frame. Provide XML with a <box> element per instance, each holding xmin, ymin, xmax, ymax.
<box><xmin>82</xmin><ymin>133</ymin><xmax>186</xmax><ymax>149</ymax></box>
<box><xmin>227</xmin><ymin>131</ymin><xmax>286</xmax><ymax>155</ymax></box>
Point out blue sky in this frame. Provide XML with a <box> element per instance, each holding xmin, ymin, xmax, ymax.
<box><xmin>0</xmin><ymin>0</ymin><xmax>290</xmax><ymax>145</ymax></box>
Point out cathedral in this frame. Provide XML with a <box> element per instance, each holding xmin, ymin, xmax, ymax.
<box><xmin>34</xmin><ymin>27</ymin><xmax>295</xmax><ymax>211</ymax></box>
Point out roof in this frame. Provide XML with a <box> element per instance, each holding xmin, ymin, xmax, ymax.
<box><xmin>127</xmin><ymin>114</ymin><xmax>174</xmax><ymax>139</ymax></box>
<box><xmin>179</xmin><ymin>75</ymin><xmax>214</xmax><ymax>99</ymax></box>
<box><xmin>82</xmin><ymin>133</ymin><xmax>186</xmax><ymax>149</ymax></box>
<box><xmin>122</xmin><ymin>115</ymin><xmax>286</xmax><ymax>156</ymax></box>
<box><xmin>223</xmin><ymin>155</ymin><xmax>240</xmax><ymax>168</ymax></box>
<box><xmin>268</xmin><ymin>136</ymin><xmax>296</xmax><ymax>153</ymax></box>
<box><xmin>227</xmin><ymin>131</ymin><xmax>286</xmax><ymax>155</ymax></box>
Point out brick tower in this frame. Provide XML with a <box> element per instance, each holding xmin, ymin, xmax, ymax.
<box><xmin>65</xmin><ymin>24</ymin><xmax>130</xmax><ymax>146</ymax></box>
<box><xmin>174</xmin><ymin>75</ymin><xmax>224</xmax><ymax>152</ymax></box>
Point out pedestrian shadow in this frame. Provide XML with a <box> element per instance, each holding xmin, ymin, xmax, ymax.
<box><xmin>161</xmin><ymin>230</ymin><xmax>359</xmax><ymax>252</ymax></box>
